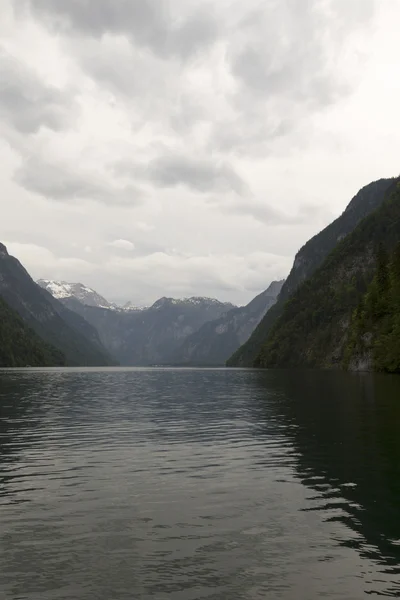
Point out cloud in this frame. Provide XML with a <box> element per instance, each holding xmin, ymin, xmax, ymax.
<box><xmin>15</xmin><ymin>156</ymin><xmax>144</xmax><ymax>206</ymax></box>
<box><xmin>213</xmin><ymin>196</ymin><xmax>335</xmax><ymax>226</ymax></box>
<box><xmin>208</xmin><ymin>0</ymin><xmax>376</xmax><ymax>153</ymax></box>
<box><xmin>104</xmin><ymin>250</ymin><xmax>292</xmax><ymax>299</ymax></box>
<box><xmin>108</xmin><ymin>239</ymin><xmax>135</xmax><ymax>251</ymax></box>
<box><xmin>0</xmin><ymin>49</ymin><xmax>73</xmax><ymax>133</ymax></box>
<box><xmin>120</xmin><ymin>152</ymin><xmax>248</xmax><ymax>196</ymax></box>
<box><xmin>3</xmin><ymin>241</ymin><xmax>95</xmax><ymax>278</ymax></box>
<box><xmin>17</xmin><ymin>0</ymin><xmax>219</xmax><ymax>60</ymax></box>
<box><xmin>135</xmin><ymin>221</ymin><xmax>155</xmax><ymax>233</ymax></box>
<box><xmin>3</xmin><ymin>0</ymin><xmax>399</xmax><ymax>308</ymax></box>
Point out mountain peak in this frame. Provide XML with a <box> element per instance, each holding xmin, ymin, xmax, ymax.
<box><xmin>170</xmin><ymin>280</ymin><xmax>284</xmax><ymax>366</ymax></box>
<box><xmin>37</xmin><ymin>280</ymin><xmax>114</xmax><ymax>309</ymax></box>
<box><xmin>150</xmin><ymin>296</ymin><xmax>236</xmax><ymax>310</ymax></box>
<box><xmin>123</xmin><ymin>301</ymin><xmax>148</xmax><ymax>312</ymax></box>
<box><xmin>0</xmin><ymin>242</ymin><xmax>9</xmax><ymax>257</ymax></box>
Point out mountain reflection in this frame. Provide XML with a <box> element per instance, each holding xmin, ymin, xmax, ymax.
<box><xmin>251</xmin><ymin>369</ymin><xmax>400</xmax><ymax>579</ymax></box>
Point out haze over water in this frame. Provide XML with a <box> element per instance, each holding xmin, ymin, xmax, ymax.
<box><xmin>1</xmin><ymin>368</ymin><xmax>400</xmax><ymax>599</ymax></box>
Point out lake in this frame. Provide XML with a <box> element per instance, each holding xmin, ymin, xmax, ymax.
<box><xmin>1</xmin><ymin>368</ymin><xmax>400</xmax><ymax>599</ymax></box>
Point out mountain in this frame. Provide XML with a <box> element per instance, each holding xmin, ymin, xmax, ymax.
<box><xmin>255</xmin><ymin>178</ymin><xmax>400</xmax><ymax>371</ymax></box>
<box><xmin>37</xmin><ymin>280</ymin><xmax>115</xmax><ymax>309</ymax></box>
<box><xmin>47</xmin><ymin>291</ymin><xmax>236</xmax><ymax>365</ymax></box>
<box><xmin>227</xmin><ymin>177</ymin><xmax>395</xmax><ymax>367</ymax></box>
<box><xmin>0</xmin><ymin>243</ymin><xmax>114</xmax><ymax>366</ymax></box>
<box><xmin>37</xmin><ymin>280</ymin><xmax>149</xmax><ymax>312</ymax></box>
<box><xmin>171</xmin><ymin>280</ymin><xmax>284</xmax><ymax>366</ymax></box>
<box><xmin>0</xmin><ymin>296</ymin><xmax>65</xmax><ymax>367</ymax></box>
<box><xmin>122</xmin><ymin>301</ymin><xmax>148</xmax><ymax>312</ymax></box>
<box><xmin>344</xmin><ymin>242</ymin><xmax>400</xmax><ymax>373</ymax></box>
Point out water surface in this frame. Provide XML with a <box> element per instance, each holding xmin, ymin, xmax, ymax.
<box><xmin>1</xmin><ymin>368</ymin><xmax>400</xmax><ymax>599</ymax></box>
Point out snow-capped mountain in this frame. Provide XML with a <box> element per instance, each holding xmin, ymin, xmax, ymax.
<box><xmin>150</xmin><ymin>296</ymin><xmax>234</xmax><ymax>310</ymax></box>
<box><xmin>37</xmin><ymin>280</ymin><xmax>115</xmax><ymax>309</ymax></box>
<box><xmin>122</xmin><ymin>301</ymin><xmax>148</xmax><ymax>312</ymax></box>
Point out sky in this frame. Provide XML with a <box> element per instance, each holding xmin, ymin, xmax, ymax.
<box><xmin>1</xmin><ymin>0</ymin><xmax>400</xmax><ymax>307</ymax></box>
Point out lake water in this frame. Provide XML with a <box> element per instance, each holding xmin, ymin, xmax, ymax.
<box><xmin>1</xmin><ymin>368</ymin><xmax>400</xmax><ymax>599</ymax></box>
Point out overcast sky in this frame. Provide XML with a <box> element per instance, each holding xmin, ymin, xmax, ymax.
<box><xmin>1</xmin><ymin>0</ymin><xmax>399</xmax><ymax>306</ymax></box>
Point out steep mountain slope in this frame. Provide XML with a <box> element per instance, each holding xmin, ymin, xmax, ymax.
<box><xmin>51</xmin><ymin>293</ymin><xmax>236</xmax><ymax>365</ymax></box>
<box><xmin>227</xmin><ymin>177</ymin><xmax>395</xmax><ymax>367</ymax></box>
<box><xmin>171</xmin><ymin>281</ymin><xmax>284</xmax><ymax>366</ymax></box>
<box><xmin>344</xmin><ymin>242</ymin><xmax>400</xmax><ymax>373</ymax></box>
<box><xmin>255</xmin><ymin>178</ymin><xmax>400</xmax><ymax>370</ymax></box>
<box><xmin>0</xmin><ymin>296</ymin><xmax>65</xmax><ymax>367</ymax></box>
<box><xmin>38</xmin><ymin>280</ymin><xmax>114</xmax><ymax>308</ymax></box>
<box><xmin>0</xmin><ymin>243</ymin><xmax>114</xmax><ymax>366</ymax></box>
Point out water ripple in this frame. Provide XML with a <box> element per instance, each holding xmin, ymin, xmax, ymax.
<box><xmin>1</xmin><ymin>367</ymin><xmax>400</xmax><ymax>598</ymax></box>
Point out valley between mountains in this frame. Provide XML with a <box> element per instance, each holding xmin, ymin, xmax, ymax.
<box><xmin>2</xmin><ymin>176</ymin><xmax>400</xmax><ymax>372</ymax></box>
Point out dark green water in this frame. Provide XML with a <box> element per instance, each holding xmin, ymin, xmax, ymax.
<box><xmin>1</xmin><ymin>368</ymin><xmax>400</xmax><ymax>599</ymax></box>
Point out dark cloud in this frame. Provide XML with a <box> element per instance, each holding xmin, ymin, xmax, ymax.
<box><xmin>119</xmin><ymin>153</ymin><xmax>248</xmax><ymax>196</ymax></box>
<box><xmin>17</xmin><ymin>0</ymin><xmax>219</xmax><ymax>59</ymax></box>
<box><xmin>214</xmin><ymin>196</ymin><xmax>335</xmax><ymax>227</ymax></box>
<box><xmin>148</xmin><ymin>154</ymin><xmax>247</xmax><ymax>195</ymax></box>
<box><xmin>0</xmin><ymin>49</ymin><xmax>72</xmax><ymax>133</ymax></box>
<box><xmin>16</xmin><ymin>157</ymin><xmax>143</xmax><ymax>206</ymax></box>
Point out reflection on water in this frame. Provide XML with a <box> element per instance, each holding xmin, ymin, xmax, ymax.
<box><xmin>0</xmin><ymin>367</ymin><xmax>400</xmax><ymax>599</ymax></box>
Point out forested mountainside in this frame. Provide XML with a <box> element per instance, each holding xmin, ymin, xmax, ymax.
<box><xmin>227</xmin><ymin>177</ymin><xmax>395</xmax><ymax>367</ymax></box>
<box><xmin>0</xmin><ymin>296</ymin><xmax>65</xmax><ymax>367</ymax></box>
<box><xmin>344</xmin><ymin>242</ymin><xmax>400</xmax><ymax>373</ymax></box>
<box><xmin>53</xmin><ymin>294</ymin><xmax>235</xmax><ymax>366</ymax></box>
<box><xmin>171</xmin><ymin>281</ymin><xmax>284</xmax><ymax>366</ymax></box>
<box><xmin>255</xmin><ymin>178</ymin><xmax>400</xmax><ymax>371</ymax></box>
<box><xmin>0</xmin><ymin>243</ymin><xmax>114</xmax><ymax>366</ymax></box>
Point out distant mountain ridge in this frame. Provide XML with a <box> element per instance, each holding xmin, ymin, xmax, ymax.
<box><xmin>42</xmin><ymin>285</ymin><xmax>236</xmax><ymax>366</ymax></box>
<box><xmin>227</xmin><ymin>177</ymin><xmax>395</xmax><ymax>367</ymax></box>
<box><xmin>171</xmin><ymin>280</ymin><xmax>284</xmax><ymax>366</ymax></box>
<box><xmin>38</xmin><ymin>280</ymin><xmax>235</xmax><ymax>315</ymax></box>
<box><xmin>0</xmin><ymin>243</ymin><xmax>114</xmax><ymax>366</ymax></box>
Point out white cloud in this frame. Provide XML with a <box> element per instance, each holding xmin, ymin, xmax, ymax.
<box><xmin>135</xmin><ymin>221</ymin><xmax>154</xmax><ymax>233</ymax></box>
<box><xmin>102</xmin><ymin>250</ymin><xmax>292</xmax><ymax>304</ymax></box>
<box><xmin>108</xmin><ymin>239</ymin><xmax>135</xmax><ymax>251</ymax></box>
<box><xmin>3</xmin><ymin>241</ymin><xmax>96</xmax><ymax>279</ymax></box>
<box><xmin>4</xmin><ymin>239</ymin><xmax>292</xmax><ymax>306</ymax></box>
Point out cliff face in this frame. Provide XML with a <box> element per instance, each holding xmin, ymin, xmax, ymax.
<box><xmin>227</xmin><ymin>178</ymin><xmax>395</xmax><ymax>367</ymax></box>
<box><xmin>255</xmin><ymin>179</ymin><xmax>400</xmax><ymax>371</ymax></box>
